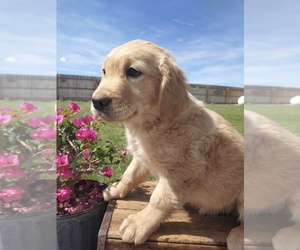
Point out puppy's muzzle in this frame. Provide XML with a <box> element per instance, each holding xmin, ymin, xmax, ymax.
<box><xmin>92</xmin><ymin>98</ymin><xmax>112</xmax><ymax>111</ymax></box>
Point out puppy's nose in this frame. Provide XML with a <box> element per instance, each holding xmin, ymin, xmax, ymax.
<box><xmin>92</xmin><ymin>98</ymin><xmax>112</xmax><ymax>111</ymax></box>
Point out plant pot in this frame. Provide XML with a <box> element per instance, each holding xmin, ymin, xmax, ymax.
<box><xmin>0</xmin><ymin>209</ymin><xmax>56</xmax><ymax>250</ymax></box>
<box><xmin>57</xmin><ymin>199</ymin><xmax>108</xmax><ymax>250</ymax></box>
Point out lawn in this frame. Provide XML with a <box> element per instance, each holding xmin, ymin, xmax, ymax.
<box><xmin>206</xmin><ymin>104</ymin><xmax>244</xmax><ymax>135</ymax></box>
<box><xmin>245</xmin><ymin>104</ymin><xmax>300</xmax><ymax>136</ymax></box>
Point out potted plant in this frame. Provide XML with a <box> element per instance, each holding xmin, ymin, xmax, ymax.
<box><xmin>0</xmin><ymin>102</ymin><xmax>57</xmax><ymax>250</ymax></box>
<box><xmin>56</xmin><ymin>102</ymin><xmax>126</xmax><ymax>250</ymax></box>
<box><xmin>0</xmin><ymin>101</ymin><xmax>127</xmax><ymax>250</ymax></box>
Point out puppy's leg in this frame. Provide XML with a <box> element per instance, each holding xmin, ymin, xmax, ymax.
<box><xmin>227</xmin><ymin>193</ymin><xmax>244</xmax><ymax>250</ymax></box>
<box><xmin>227</xmin><ymin>222</ymin><xmax>244</xmax><ymax>250</ymax></box>
<box><xmin>272</xmin><ymin>189</ymin><xmax>300</xmax><ymax>250</ymax></box>
<box><xmin>120</xmin><ymin>178</ymin><xmax>179</xmax><ymax>245</ymax></box>
<box><xmin>103</xmin><ymin>158</ymin><xmax>150</xmax><ymax>201</ymax></box>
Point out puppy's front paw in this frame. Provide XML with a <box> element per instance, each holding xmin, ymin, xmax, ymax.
<box><xmin>119</xmin><ymin>211</ymin><xmax>161</xmax><ymax>245</ymax></box>
<box><xmin>227</xmin><ymin>225</ymin><xmax>244</xmax><ymax>250</ymax></box>
<box><xmin>272</xmin><ymin>225</ymin><xmax>300</xmax><ymax>250</ymax></box>
<box><xmin>103</xmin><ymin>181</ymin><xmax>125</xmax><ymax>201</ymax></box>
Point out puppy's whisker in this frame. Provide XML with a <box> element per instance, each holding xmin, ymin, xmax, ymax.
<box><xmin>120</xmin><ymin>102</ymin><xmax>136</xmax><ymax>118</ymax></box>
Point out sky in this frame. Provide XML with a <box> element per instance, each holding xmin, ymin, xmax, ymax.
<box><xmin>245</xmin><ymin>0</ymin><xmax>300</xmax><ymax>88</ymax></box>
<box><xmin>1</xmin><ymin>0</ymin><xmax>299</xmax><ymax>88</ymax></box>
<box><xmin>0</xmin><ymin>0</ymin><xmax>56</xmax><ymax>76</ymax></box>
<box><xmin>57</xmin><ymin>0</ymin><xmax>244</xmax><ymax>87</ymax></box>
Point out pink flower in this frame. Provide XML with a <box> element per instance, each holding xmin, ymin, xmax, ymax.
<box><xmin>56</xmin><ymin>154</ymin><xmax>72</xmax><ymax>178</ymax></box>
<box><xmin>68</xmin><ymin>102</ymin><xmax>80</xmax><ymax>114</ymax></box>
<box><xmin>73</xmin><ymin>115</ymin><xmax>94</xmax><ymax>127</ymax></box>
<box><xmin>57</xmin><ymin>107</ymin><xmax>64</xmax><ymax>114</ymax></box>
<box><xmin>4</xmin><ymin>167</ymin><xmax>26</xmax><ymax>179</ymax></box>
<box><xmin>27</xmin><ymin>116</ymin><xmax>56</xmax><ymax>126</ymax></box>
<box><xmin>0</xmin><ymin>187</ymin><xmax>25</xmax><ymax>202</ymax></box>
<box><xmin>0</xmin><ymin>114</ymin><xmax>12</xmax><ymax>124</ymax></box>
<box><xmin>91</xmin><ymin>115</ymin><xmax>100</xmax><ymax>120</ymax></box>
<box><xmin>73</xmin><ymin>117</ymin><xmax>85</xmax><ymax>127</ymax></box>
<box><xmin>101</xmin><ymin>166</ymin><xmax>114</xmax><ymax>178</ymax></box>
<box><xmin>43</xmin><ymin>115</ymin><xmax>56</xmax><ymax>124</ymax></box>
<box><xmin>57</xmin><ymin>187</ymin><xmax>72</xmax><ymax>202</ymax></box>
<box><xmin>56</xmin><ymin>154</ymin><xmax>69</xmax><ymax>168</ymax></box>
<box><xmin>121</xmin><ymin>149</ymin><xmax>128</xmax><ymax>157</ymax></box>
<box><xmin>75</xmin><ymin>126</ymin><xmax>98</xmax><ymax>141</ymax></box>
<box><xmin>57</xmin><ymin>168</ymin><xmax>73</xmax><ymax>179</ymax></box>
<box><xmin>30</xmin><ymin>126</ymin><xmax>56</xmax><ymax>141</ymax></box>
<box><xmin>19</xmin><ymin>102</ymin><xmax>38</xmax><ymax>114</ymax></box>
<box><xmin>0</xmin><ymin>154</ymin><xmax>19</xmax><ymax>168</ymax></box>
<box><xmin>56</xmin><ymin>114</ymin><xmax>64</xmax><ymax>125</ymax></box>
<box><xmin>82</xmin><ymin>149</ymin><xmax>90</xmax><ymax>158</ymax></box>
<box><xmin>0</xmin><ymin>108</ymin><xmax>12</xmax><ymax>113</ymax></box>
<box><xmin>65</xmin><ymin>204</ymin><xmax>82</xmax><ymax>214</ymax></box>
<box><xmin>27</xmin><ymin>117</ymin><xmax>44</xmax><ymax>127</ymax></box>
<box><xmin>120</xmin><ymin>148</ymin><xmax>128</xmax><ymax>163</ymax></box>
<box><xmin>41</xmin><ymin>149</ymin><xmax>54</xmax><ymax>158</ymax></box>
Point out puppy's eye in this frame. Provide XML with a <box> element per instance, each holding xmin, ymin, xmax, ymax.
<box><xmin>126</xmin><ymin>67</ymin><xmax>141</xmax><ymax>77</ymax></box>
<box><xmin>102</xmin><ymin>69</ymin><xmax>106</xmax><ymax>75</ymax></box>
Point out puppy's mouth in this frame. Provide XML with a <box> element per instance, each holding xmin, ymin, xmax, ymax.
<box><xmin>91</xmin><ymin>98</ymin><xmax>137</xmax><ymax>122</ymax></box>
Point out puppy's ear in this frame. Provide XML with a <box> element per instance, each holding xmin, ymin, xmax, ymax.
<box><xmin>158</xmin><ymin>56</ymin><xmax>190</xmax><ymax>123</ymax></box>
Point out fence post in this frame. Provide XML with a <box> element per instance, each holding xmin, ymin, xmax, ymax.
<box><xmin>225</xmin><ymin>88</ymin><xmax>229</xmax><ymax>104</ymax></box>
<box><xmin>205</xmin><ymin>86</ymin><xmax>209</xmax><ymax>103</ymax></box>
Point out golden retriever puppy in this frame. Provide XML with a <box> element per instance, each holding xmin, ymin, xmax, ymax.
<box><xmin>91</xmin><ymin>39</ymin><xmax>244</xmax><ymax>250</ymax></box>
<box><xmin>244</xmin><ymin>110</ymin><xmax>300</xmax><ymax>250</ymax></box>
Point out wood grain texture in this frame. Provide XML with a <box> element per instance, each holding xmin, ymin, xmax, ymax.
<box><xmin>98</xmin><ymin>182</ymin><xmax>242</xmax><ymax>249</ymax></box>
<box><xmin>98</xmin><ymin>182</ymin><xmax>292</xmax><ymax>250</ymax></box>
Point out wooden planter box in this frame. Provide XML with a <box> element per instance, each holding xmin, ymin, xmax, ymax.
<box><xmin>98</xmin><ymin>181</ymin><xmax>292</xmax><ymax>250</ymax></box>
<box><xmin>98</xmin><ymin>182</ymin><xmax>241</xmax><ymax>250</ymax></box>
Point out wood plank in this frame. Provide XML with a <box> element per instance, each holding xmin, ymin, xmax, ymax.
<box><xmin>113</xmin><ymin>182</ymin><xmax>154</xmax><ymax>211</ymax></box>
<box><xmin>107</xmin><ymin>208</ymin><xmax>239</xmax><ymax>246</ymax></box>
<box><xmin>98</xmin><ymin>200</ymin><xmax>116</xmax><ymax>250</ymax></box>
<box><xmin>244</xmin><ymin>246</ymin><xmax>273</xmax><ymax>250</ymax></box>
<box><xmin>106</xmin><ymin>239</ymin><xmax>228</xmax><ymax>250</ymax></box>
<box><xmin>99</xmin><ymin>181</ymin><xmax>294</xmax><ymax>249</ymax></box>
<box><xmin>100</xmin><ymin>181</ymin><xmax>240</xmax><ymax>249</ymax></box>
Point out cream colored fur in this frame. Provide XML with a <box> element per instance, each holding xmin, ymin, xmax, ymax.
<box><xmin>92</xmin><ymin>40</ymin><xmax>244</xmax><ymax>249</ymax></box>
<box><xmin>245</xmin><ymin>110</ymin><xmax>300</xmax><ymax>250</ymax></box>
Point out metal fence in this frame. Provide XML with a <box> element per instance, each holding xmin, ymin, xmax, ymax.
<box><xmin>0</xmin><ymin>74</ymin><xmax>245</xmax><ymax>104</ymax></box>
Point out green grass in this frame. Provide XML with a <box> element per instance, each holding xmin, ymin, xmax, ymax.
<box><xmin>206</xmin><ymin>104</ymin><xmax>244</xmax><ymax>135</ymax></box>
<box><xmin>245</xmin><ymin>104</ymin><xmax>300</xmax><ymax>136</ymax></box>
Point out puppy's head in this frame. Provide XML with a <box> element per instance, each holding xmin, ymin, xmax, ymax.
<box><xmin>91</xmin><ymin>39</ymin><xmax>189</xmax><ymax>123</ymax></box>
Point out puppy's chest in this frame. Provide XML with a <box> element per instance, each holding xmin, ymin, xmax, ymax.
<box><xmin>128</xmin><ymin>134</ymin><xmax>158</xmax><ymax>163</ymax></box>
<box><xmin>126</xmin><ymin>129</ymin><xmax>189</xmax><ymax>168</ymax></box>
